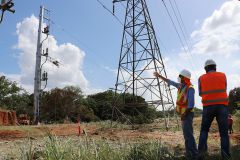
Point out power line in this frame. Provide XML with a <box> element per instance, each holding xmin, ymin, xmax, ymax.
<box><xmin>168</xmin><ymin>0</ymin><xmax>190</xmax><ymax>52</ymax></box>
<box><xmin>167</xmin><ymin>0</ymin><xmax>199</xmax><ymax>67</ymax></box>
<box><xmin>50</xmin><ymin>20</ymin><xmax>100</xmax><ymax>60</ymax></box>
<box><xmin>96</xmin><ymin>0</ymin><xmax>199</xmax><ymax>81</ymax></box>
<box><xmin>95</xmin><ymin>0</ymin><xmax>183</xmax><ymax>70</ymax></box>
<box><xmin>96</xmin><ymin>0</ymin><xmax>193</xmax><ymax>77</ymax></box>
<box><xmin>50</xmin><ymin>19</ymin><xmax>118</xmax><ymax>82</ymax></box>
<box><xmin>96</xmin><ymin>0</ymin><xmax>124</xmax><ymax>26</ymax></box>
<box><xmin>170</xmin><ymin>0</ymin><xmax>201</xmax><ymax>67</ymax></box>
<box><xmin>161</xmin><ymin>0</ymin><xmax>188</xmax><ymax>54</ymax></box>
<box><xmin>161</xmin><ymin>0</ymin><xmax>199</xmax><ymax>79</ymax></box>
<box><xmin>172</xmin><ymin>0</ymin><xmax>189</xmax><ymax>41</ymax></box>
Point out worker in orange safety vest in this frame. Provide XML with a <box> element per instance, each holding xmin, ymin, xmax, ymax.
<box><xmin>154</xmin><ymin>69</ymin><xmax>198</xmax><ymax>160</ymax></box>
<box><xmin>198</xmin><ymin>59</ymin><xmax>230</xmax><ymax>159</ymax></box>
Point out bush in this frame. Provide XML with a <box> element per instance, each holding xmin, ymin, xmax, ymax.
<box><xmin>234</xmin><ymin>111</ymin><xmax>240</xmax><ymax>131</ymax></box>
<box><xmin>127</xmin><ymin>141</ymin><xmax>175</xmax><ymax>160</ymax></box>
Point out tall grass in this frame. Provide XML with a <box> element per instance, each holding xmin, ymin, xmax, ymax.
<box><xmin>18</xmin><ymin>134</ymin><xmax>240</xmax><ymax>160</ymax></box>
<box><xmin>19</xmin><ymin>134</ymin><xmax>181</xmax><ymax>160</ymax></box>
<box><xmin>20</xmin><ymin>138</ymin><xmax>40</xmax><ymax>160</ymax></box>
<box><xmin>127</xmin><ymin>141</ymin><xmax>178</xmax><ymax>160</ymax></box>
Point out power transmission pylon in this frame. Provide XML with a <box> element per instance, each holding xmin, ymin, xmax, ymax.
<box><xmin>112</xmin><ymin>0</ymin><xmax>177</xmax><ymax>130</ymax></box>
<box><xmin>33</xmin><ymin>6</ymin><xmax>50</xmax><ymax>124</ymax></box>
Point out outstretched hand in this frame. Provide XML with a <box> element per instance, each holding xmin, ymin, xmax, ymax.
<box><xmin>153</xmin><ymin>72</ymin><xmax>159</xmax><ymax>77</ymax></box>
<box><xmin>153</xmin><ymin>72</ymin><xmax>167</xmax><ymax>82</ymax></box>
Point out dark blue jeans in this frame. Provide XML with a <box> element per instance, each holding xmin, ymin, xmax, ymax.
<box><xmin>198</xmin><ymin>105</ymin><xmax>230</xmax><ymax>158</ymax></box>
<box><xmin>182</xmin><ymin>112</ymin><xmax>198</xmax><ymax>159</ymax></box>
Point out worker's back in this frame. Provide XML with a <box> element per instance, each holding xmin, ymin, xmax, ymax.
<box><xmin>199</xmin><ymin>71</ymin><xmax>228</xmax><ymax>106</ymax></box>
<box><xmin>198</xmin><ymin>59</ymin><xmax>230</xmax><ymax>159</ymax></box>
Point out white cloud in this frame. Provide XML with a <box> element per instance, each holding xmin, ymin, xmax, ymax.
<box><xmin>233</xmin><ymin>60</ymin><xmax>240</xmax><ymax>68</ymax></box>
<box><xmin>101</xmin><ymin>65</ymin><xmax>117</xmax><ymax>74</ymax></box>
<box><xmin>15</xmin><ymin>15</ymin><xmax>90</xmax><ymax>93</ymax></box>
<box><xmin>227</xmin><ymin>74</ymin><xmax>240</xmax><ymax>90</ymax></box>
<box><xmin>191</xmin><ymin>0</ymin><xmax>240</xmax><ymax>57</ymax></box>
<box><xmin>7</xmin><ymin>0</ymin><xmax>240</xmax><ymax>109</ymax></box>
<box><xmin>165</xmin><ymin>0</ymin><xmax>240</xmax><ymax>108</ymax></box>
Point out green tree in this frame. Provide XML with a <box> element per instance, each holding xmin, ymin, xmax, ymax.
<box><xmin>120</xmin><ymin>93</ymin><xmax>157</xmax><ymax>124</ymax></box>
<box><xmin>0</xmin><ymin>75</ymin><xmax>31</xmax><ymax>114</ymax></box>
<box><xmin>88</xmin><ymin>90</ymin><xmax>158</xmax><ymax>124</ymax></box>
<box><xmin>88</xmin><ymin>90</ymin><xmax>115</xmax><ymax>120</ymax></box>
<box><xmin>40</xmin><ymin>86</ymin><xmax>97</xmax><ymax>123</ymax></box>
<box><xmin>229</xmin><ymin>87</ymin><xmax>240</xmax><ymax>114</ymax></box>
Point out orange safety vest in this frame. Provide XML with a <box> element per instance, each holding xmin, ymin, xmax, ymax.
<box><xmin>199</xmin><ymin>72</ymin><xmax>228</xmax><ymax>106</ymax></box>
<box><xmin>176</xmin><ymin>84</ymin><xmax>194</xmax><ymax>115</ymax></box>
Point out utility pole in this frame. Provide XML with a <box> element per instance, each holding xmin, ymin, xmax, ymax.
<box><xmin>33</xmin><ymin>6</ymin><xmax>50</xmax><ymax>124</ymax></box>
<box><xmin>33</xmin><ymin>6</ymin><xmax>44</xmax><ymax>124</ymax></box>
<box><xmin>112</xmin><ymin>0</ymin><xmax>177</xmax><ymax>130</ymax></box>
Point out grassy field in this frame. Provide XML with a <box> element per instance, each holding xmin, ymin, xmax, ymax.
<box><xmin>0</xmin><ymin>116</ymin><xmax>240</xmax><ymax>160</ymax></box>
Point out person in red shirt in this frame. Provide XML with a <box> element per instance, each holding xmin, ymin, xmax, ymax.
<box><xmin>228</xmin><ymin>114</ymin><xmax>233</xmax><ymax>134</ymax></box>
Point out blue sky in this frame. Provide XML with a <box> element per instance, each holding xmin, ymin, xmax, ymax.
<box><xmin>1</xmin><ymin>0</ymin><xmax>239</xmax><ymax>107</ymax></box>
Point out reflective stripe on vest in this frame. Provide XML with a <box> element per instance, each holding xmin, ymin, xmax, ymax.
<box><xmin>200</xmin><ymin>89</ymin><xmax>226</xmax><ymax>95</ymax></box>
<box><xmin>202</xmin><ymin>98</ymin><xmax>228</xmax><ymax>104</ymax></box>
<box><xmin>176</xmin><ymin>84</ymin><xmax>194</xmax><ymax>115</ymax></box>
<box><xmin>176</xmin><ymin>105</ymin><xmax>193</xmax><ymax>115</ymax></box>
<box><xmin>199</xmin><ymin>72</ymin><xmax>228</xmax><ymax>106</ymax></box>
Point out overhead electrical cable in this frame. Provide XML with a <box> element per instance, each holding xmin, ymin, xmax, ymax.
<box><xmin>161</xmin><ymin>0</ymin><xmax>199</xmax><ymax>79</ymax></box>
<box><xmin>96</xmin><ymin>0</ymin><xmax>192</xmax><ymax>77</ymax></box>
<box><xmin>168</xmin><ymin>0</ymin><xmax>190</xmax><ymax>52</ymax></box>
<box><xmin>172</xmin><ymin>0</ymin><xmax>190</xmax><ymax>41</ymax></box>
<box><xmin>96</xmin><ymin>0</ymin><xmax>124</xmax><ymax>26</ymax></box>
<box><xmin>50</xmin><ymin>19</ymin><xmax>118</xmax><ymax>92</ymax></box>
<box><xmin>170</xmin><ymin>0</ymin><xmax>201</xmax><ymax>67</ymax></box>
<box><xmin>161</xmin><ymin>0</ymin><xmax>189</xmax><ymax>56</ymax></box>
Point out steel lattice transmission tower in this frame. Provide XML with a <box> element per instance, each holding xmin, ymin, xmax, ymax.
<box><xmin>113</xmin><ymin>0</ymin><xmax>176</xmax><ymax>129</ymax></box>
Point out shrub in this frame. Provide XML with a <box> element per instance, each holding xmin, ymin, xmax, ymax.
<box><xmin>234</xmin><ymin>111</ymin><xmax>240</xmax><ymax>131</ymax></box>
<box><xmin>127</xmin><ymin>141</ymin><xmax>175</xmax><ymax>160</ymax></box>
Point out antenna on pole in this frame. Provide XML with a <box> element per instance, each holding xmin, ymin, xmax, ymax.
<box><xmin>112</xmin><ymin>0</ymin><xmax>178</xmax><ymax>130</ymax></box>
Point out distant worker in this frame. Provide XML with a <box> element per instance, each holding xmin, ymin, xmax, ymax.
<box><xmin>228</xmin><ymin>114</ymin><xmax>233</xmax><ymax>134</ymax></box>
<box><xmin>154</xmin><ymin>69</ymin><xmax>198</xmax><ymax>160</ymax></box>
<box><xmin>198</xmin><ymin>59</ymin><xmax>230</xmax><ymax>159</ymax></box>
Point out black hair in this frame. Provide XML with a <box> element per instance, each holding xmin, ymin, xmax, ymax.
<box><xmin>179</xmin><ymin>75</ymin><xmax>183</xmax><ymax>78</ymax></box>
<box><xmin>204</xmin><ymin>65</ymin><xmax>216</xmax><ymax>73</ymax></box>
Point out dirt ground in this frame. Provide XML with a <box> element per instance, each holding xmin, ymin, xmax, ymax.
<box><xmin>0</xmin><ymin>117</ymin><xmax>239</xmax><ymax>159</ymax></box>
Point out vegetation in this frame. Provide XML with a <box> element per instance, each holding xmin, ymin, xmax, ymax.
<box><xmin>0</xmin><ymin>76</ymin><xmax>159</xmax><ymax>124</ymax></box>
<box><xmin>0</xmin><ymin>75</ymin><xmax>31</xmax><ymax>113</ymax></box>
<box><xmin>229</xmin><ymin>87</ymin><xmax>240</xmax><ymax>114</ymax></box>
<box><xmin>19</xmin><ymin>135</ymin><xmax>178</xmax><ymax>160</ymax></box>
<box><xmin>234</xmin><ymin>110</ymin><xmax>240</xmax><ymax>131</ymax></box>
<box><xmin>17</xmin><ymin>134</ymin><xmax>240</xmax><ymax>160</ymax></box>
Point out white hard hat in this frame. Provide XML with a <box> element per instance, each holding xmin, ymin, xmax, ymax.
<box><xmin>179</xmin><ymin>69</ymin><xmax>191</xmax><ymax>79</ymax></box>
<box><xmin>204</xmin><ymin>59</ymin><xmax>216</xmax><ymax>67</ymax></box>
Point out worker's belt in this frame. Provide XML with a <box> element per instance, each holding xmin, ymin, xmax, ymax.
<box><xmin>176</xmin><ymin>106</ymin><xmax>194</xmax><ymax>115</ymax></box>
